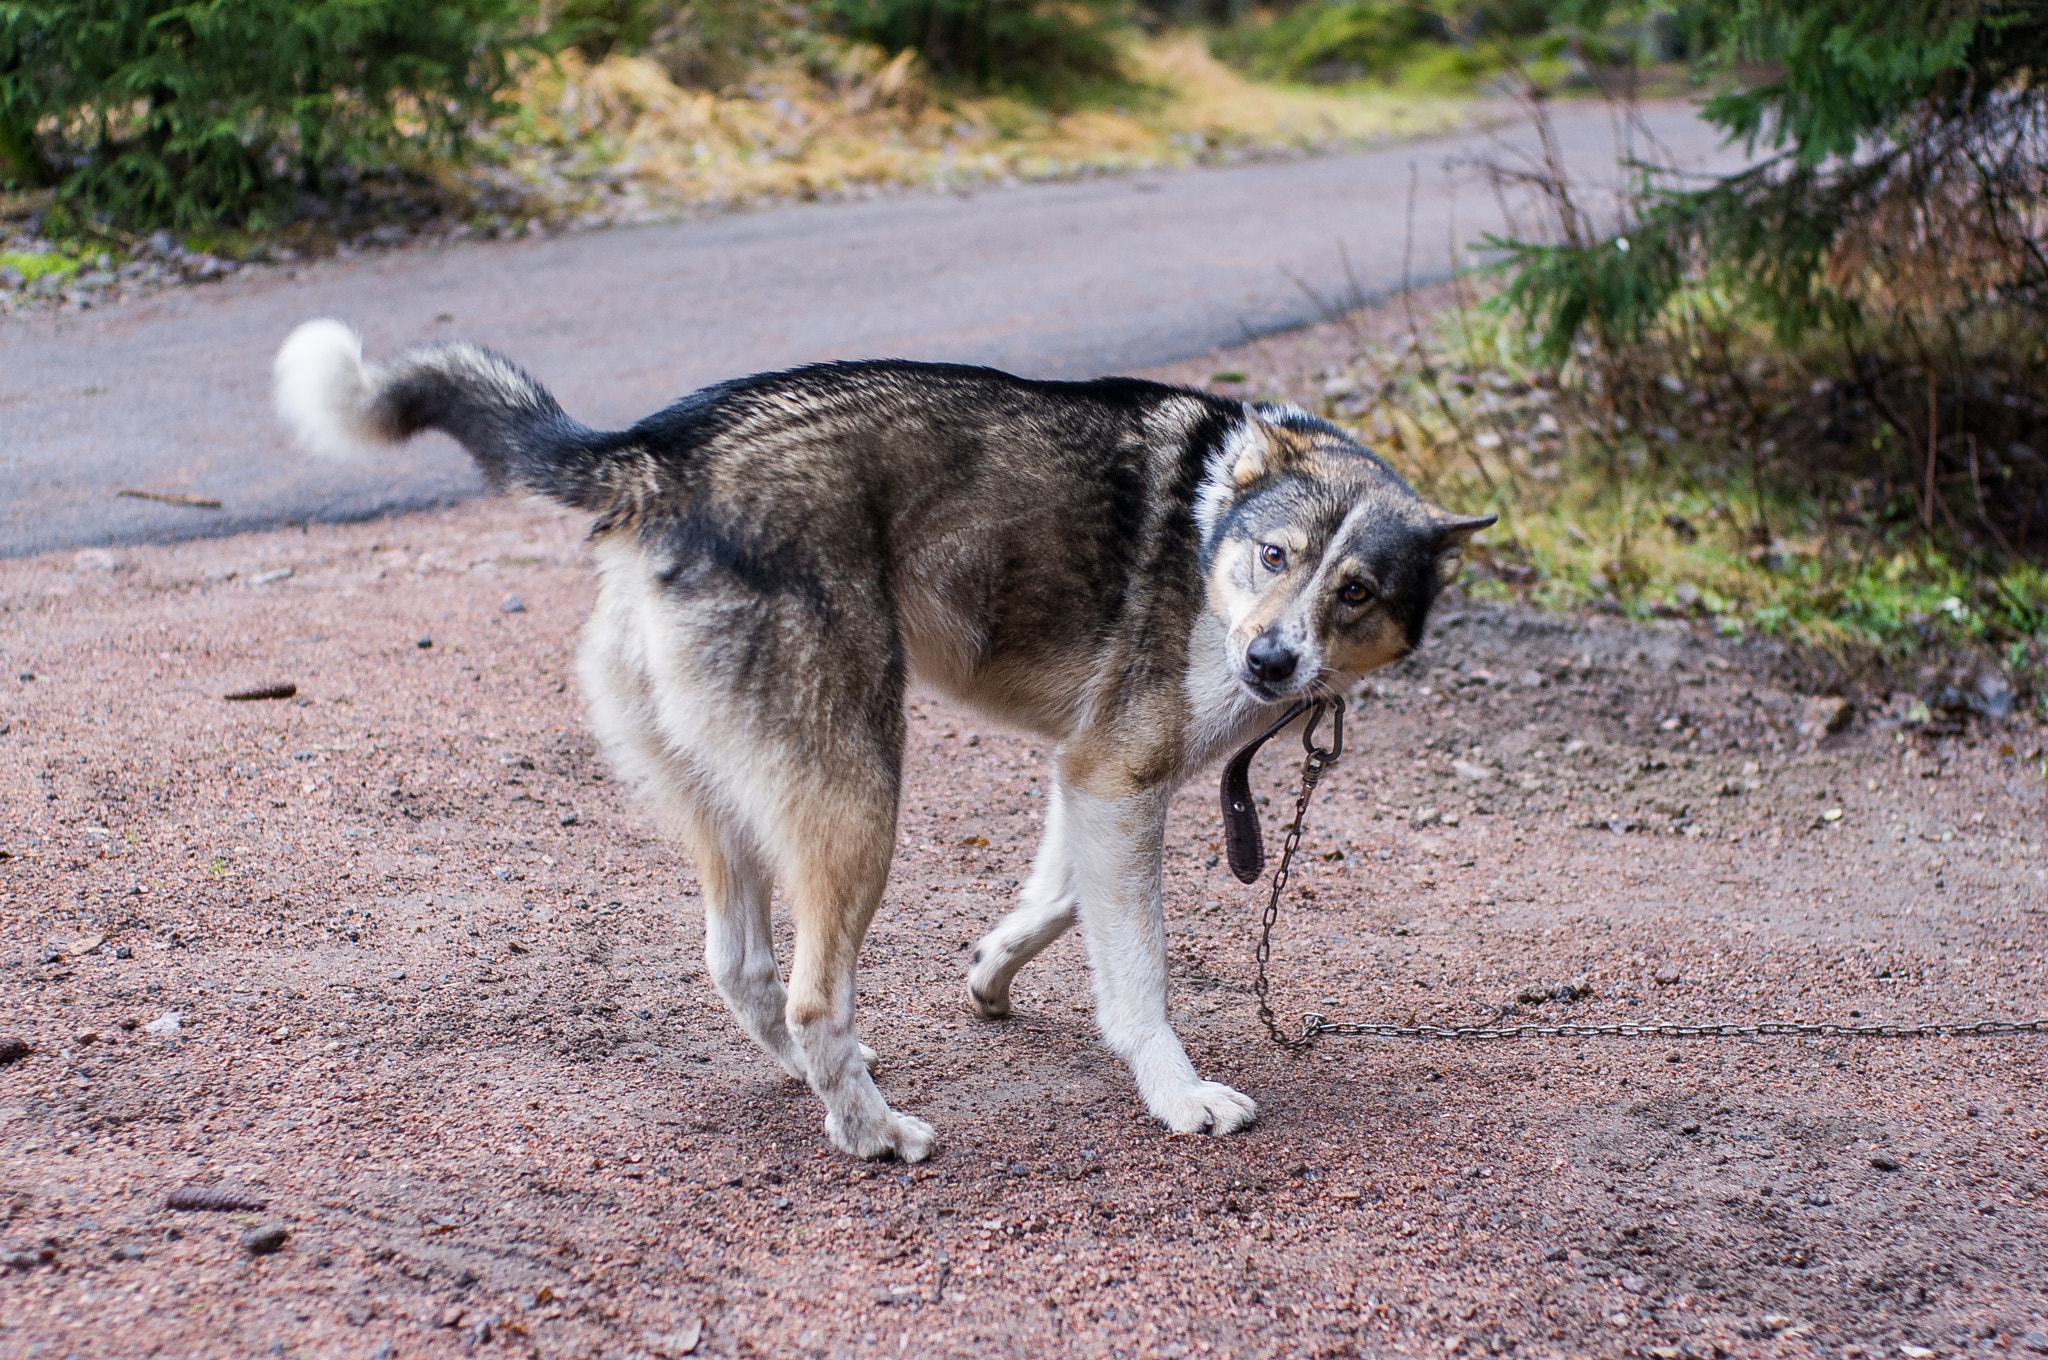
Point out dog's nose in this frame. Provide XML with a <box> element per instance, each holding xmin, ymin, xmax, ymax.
<box><xmin>1245</xmin><ymin>633</ymin><xmax>1298</xmax><ymax>684</ymax></box>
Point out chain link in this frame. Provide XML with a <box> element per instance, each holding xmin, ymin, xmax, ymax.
<box><xmin>1249</xmin><ymin>700</ymin><xmax>2048</xmax><ymax>1050</ymax></box>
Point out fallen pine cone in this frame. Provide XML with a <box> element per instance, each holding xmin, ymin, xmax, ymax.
<box><xmin>224</xmin><ymin>683</ymin><xmax>297</xmax><ymax>702</ymax></box>
<box><xmin>165</xmin><ymin>1185</ymin><xmax>268</xmax><ymax>1212</ymax></box>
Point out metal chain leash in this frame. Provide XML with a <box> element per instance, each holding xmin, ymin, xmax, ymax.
<box><xmin>1249</xmin><ymin>698</ymin><xmax>2048</xmax><ymax>1050</ymax></box>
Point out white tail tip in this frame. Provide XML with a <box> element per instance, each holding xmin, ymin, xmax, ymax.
<box><xmin>273</xmin><ymin>319</ymin><xmax>382</xmax><ymax>459</ymax></box>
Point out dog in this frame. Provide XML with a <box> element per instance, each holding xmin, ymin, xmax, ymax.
<box><xmin>272</xmin><ymin>320</ymin><xmax>1492</xmax><ymax>1161</ymax></box>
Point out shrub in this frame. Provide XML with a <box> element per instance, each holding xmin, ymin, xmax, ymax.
<box><xmin>0</xmin><ymin>0</ymin><xmax>535</xmax><ymax>231</ymax></box>
<box><xmin>1207</xmin><ymin>1</ymin><xmax>1551</xmax><ymax>86</ymax></box>
<box><xmin>821</xmin><ymin>0</ymin><xmax>1131</xmax><ymax>99</ymax></box>
<box><xmin>1486</xmin><ymin>0</ymin><xmax>2048</xmax><ymax>560</ymax></box>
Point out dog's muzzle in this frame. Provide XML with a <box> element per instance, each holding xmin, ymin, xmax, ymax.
<box><xmin>1238</xmin><ymin>630</ymin><xmax>1314</xmax><ymax>701</ymax></box>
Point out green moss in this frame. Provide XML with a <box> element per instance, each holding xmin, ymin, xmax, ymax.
<box><xmin>0</xmin><ymin>251</ymin><xmax>79</xmax><ymax>283</ymax></box>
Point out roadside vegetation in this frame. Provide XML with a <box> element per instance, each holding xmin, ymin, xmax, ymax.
<box><xmin>0</xmin><ymin>0</ymin><xmax>1489</xmax><ymax>265</ymax></box>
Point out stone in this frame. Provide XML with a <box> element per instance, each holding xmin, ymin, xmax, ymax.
<box><xmin>1797</xmin><ymin>695</ymin><xmax>1851</xmax><ymax>739</ymax></box>
<box><xmin>0</xmin><ymin>1035</ymin><xmax>29</xmax><ymax>1065</ymax></box>
<box><xmin>1654</xmin><ymin>965</ymin><xmax>1682</xmax><ymax>986</ymax></box>
<box><xmin>1869</xmin><ymin>1153</ymin><xmax>1899</xmax><ymax>1171</ymax></box>
<box><xmin>500</xmin><ymin>594</ymin><xmax>526</xmax><ymax>613</ymax></box>
<box><xmin>144</xmin><ymin>1011</ymin><xmax>183</xmax><ymax>1037</ymax></box>
<box><xmin>240</xmin><ymin>1223</ymin><xmax>289</xmax><ymax>1255</ymax></box>
<box><xmin>2020</xmin><ymin>1330</ymin><xmax>2048</xmax><ymax>1354</ymax></box>
<box><xmin>647</xmin><ymin>1318</ymin><xmax>704</xmax><ymax>1356</ymax></box>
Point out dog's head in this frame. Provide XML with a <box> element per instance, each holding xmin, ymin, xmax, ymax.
<box><xmin>1196</xmin><ymin>403</ymin><xmax>1495</xmax><ymax>703</ymax></box>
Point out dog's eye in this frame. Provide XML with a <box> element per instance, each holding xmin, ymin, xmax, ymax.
<box><xmin>1259</xmin><ymin>544</ymin><xmax>1286</xmax><ymax>572</ymax></box>
<box><xmin>1340</xmin><ymin>580</ymin><xmax>1374</xmax><ymax>605</ymax></box>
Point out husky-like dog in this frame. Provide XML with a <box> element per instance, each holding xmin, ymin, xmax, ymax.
<box><xmin>273</xmin><ymin>321</ymin><xmax>1491</xmax><ymax>1161</ymax></box>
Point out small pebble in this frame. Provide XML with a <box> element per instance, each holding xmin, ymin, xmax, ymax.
<box><xmin>416</xmin><ymin>635</ymin><xmax>433</xmax><ymax>649</ymax></box>
<box><xmin>144</xmin><ymin>1011</ymin><xmax>183</xmax><ymax>1037</ymax></box>
<box><xmin>241</xmin><ymin>1223</ymin><xmax>290</xmax><ymax>1255</ymax></box>
<box><xmin>1869</xmin><ymin>1153</ymin><xmax>1899</xmax><ymax>1171</ymax></box>
<box><xmin>2021</xmin><ymin>1330</ymin><xmax>2048</xmax><ymax>1354</ymax></box>
<box><xmin>0</xmin><ymin>1036</ymin><xmax>30</xmax><ymax>1065</ymax></box>
<box><xmin>1653</xmin><ymin>964</ymin><xmax>1682</xmax><ymax>986</ymax></box>
<box><xmin>114</xmin><ymin>944</ymin><xmax>132</xmax><ymax>959</ymax></box>
<box><xmin>501</xmin><ymin>594</ymin><xmax>526</xmax><ymax>613</ymax></box>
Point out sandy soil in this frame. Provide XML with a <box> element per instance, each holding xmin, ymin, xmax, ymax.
<box><xmin>4</xmin><ymin>476</ymin><xmax>2047</xmax><ymax>1358</ymax></box>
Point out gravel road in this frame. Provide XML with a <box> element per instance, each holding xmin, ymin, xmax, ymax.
<box><xmin>3</xmin><ymin>490</ymin><xmax>2043</xmax><ymax>1358</ymax></box>
<box><xmin>0</xmin><ymin>102</ymin><xmax>1747</xmax><ymax>559</ymax></box>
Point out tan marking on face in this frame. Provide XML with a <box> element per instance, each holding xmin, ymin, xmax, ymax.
<box><xmin>1323</xmin><ymin>615</ymin><xmax>1409</xmax><ymax>680</ymax></box>
<box><xmin>1269</xmin><ymin>525</ymin><xmax>1309</xmax><ymax>555</ymax></box>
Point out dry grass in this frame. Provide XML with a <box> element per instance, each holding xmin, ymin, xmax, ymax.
<box><xmin>464</xmin><ymin>36</ymin><xmax>1481</xmax><ymax>222</ymax></box>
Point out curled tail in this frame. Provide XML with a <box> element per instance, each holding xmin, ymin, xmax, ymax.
<box><xmin>272</xmin><ymin>319</ymin><xmax>627</xmax><ymax>511</ymax></box>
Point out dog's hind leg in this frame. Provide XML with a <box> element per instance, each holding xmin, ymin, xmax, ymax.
<box><xmin>1063</xmin><ymin>770</ymin><xmax>1257</xmax><ymax>1136</ymax></box>
<box><xmin>778</xmin><ymin>785</ymin><xmax>937</xmax><ymax>1162</ymax></box>
<box><xmin>686</xmin><ymin>819</ymin><xmax>809</xmax><ymax>1081</ymax></box>
<box><xmin>967</xmin><ymin>780</ymin><xmax>1077</xmax><ymax>1019</ymax></box>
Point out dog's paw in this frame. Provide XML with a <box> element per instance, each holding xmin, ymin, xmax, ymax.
<box><xmin>1149</xmin><ymin>1080</ymin><xmax>1257</xmax><ymax>1136</ymax></box>
<box><xmin>965</xmin><ymin>979</ymin><xmax>1012</xmax><ymax>1020</ymax></box>
<box><xmin>965</xmin><ymin>950</ymin><xmax>1013</xmax><ymax>1019</ymax></box>
<box><xmin>825</xmin><ymin>1108</ymin><xmax>938</xmax><ymax>1163</ymax></box>
<box><xmin>859</xmin><ymin>1041</ymin><xmax>880</xmax><ymax>1069</ymax></box>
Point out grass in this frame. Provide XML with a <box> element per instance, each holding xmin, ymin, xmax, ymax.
<box><xmin>0</xmin><ymin>250</ymin><xmax>79</xmax><ymax>284</ymax></box>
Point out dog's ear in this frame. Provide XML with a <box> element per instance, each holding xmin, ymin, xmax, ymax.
<box><xmin>1429</xmin><ymin>511</ymin><xmax>1497</xmax><ymax>585</ymax></box>
<box><xmin>1230</xmin><ymin>405</ymin><xmax>1317</xmax><ymax>487</ymax></box>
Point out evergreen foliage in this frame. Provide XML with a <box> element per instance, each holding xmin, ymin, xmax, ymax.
<box><xmin>0</xmin><ymin>0</ymin><xmax>532</xmax><ymax>230</ymax></box>
<box><xmin>821</xmin><ymin>0</ymin><xmax>1131</xmax><ymax>98</ymax></box>
<box><xmin>1491</xmin><ymin>0</ymin><xmax>2048</xmax><ymax>360</ymax></box>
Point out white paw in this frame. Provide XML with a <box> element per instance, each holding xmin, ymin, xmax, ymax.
<box><xmin>965</xmin><ymin>977</ymin><xmax>1012</xmax><ymax>1020</ymax></box>
<box><xmin>825</xmin><ymin>1107</ymin><xmax>938</xmax><ymax>1163</ymax></box>
<box><xmin>965</xmin><ymin>947</ymin><xmax>1013</xmax><ymax>1019</ymax></box>
<box><xmin>1148</xmin><ymin>1080</ymin><xmax>1258</xmax><ymax>1135</ymax></box>
<box><xmin>858</xmin><ymin>1041</ymin><xmax>879</xmax><ymax>1068</ymax></box>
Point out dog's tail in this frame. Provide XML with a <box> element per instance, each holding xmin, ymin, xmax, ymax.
<box><xmin>273</xmin><ymin>319</ymin><xmax>628</xmax><ymax>512</ymax></box>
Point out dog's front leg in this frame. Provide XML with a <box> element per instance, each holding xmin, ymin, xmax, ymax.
<box><xmin>967</xmin><ymin>779</ymin><xmax>1077</xmax><ymax>1018</ymax></box>
<box><xmin>1064</xmin><ymin>775</ymin><xmax>1257</xmax><ymax>1135</ymax></box>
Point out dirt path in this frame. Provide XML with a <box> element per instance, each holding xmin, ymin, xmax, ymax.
<box><xmin>3</xmin><ymin>482</ymin><xmax>2044</xmax><ymax>1360</ymax></box>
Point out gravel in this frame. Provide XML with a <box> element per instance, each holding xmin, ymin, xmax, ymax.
<box><xmin>1</xmin><ymin>493</ymin><xmax>2043</xmax><ymax>1359</ymax></box>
